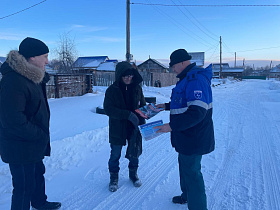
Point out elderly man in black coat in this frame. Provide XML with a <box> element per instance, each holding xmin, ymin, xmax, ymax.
<box><xmin>0</xmin><ymin>37</ymin><xmax>61</xmax><ymax>210</ymax></box>
<box><xmin>103</xmin><ymin>61</ymin><xmax>146</xmax><ymax>192</ymax></box>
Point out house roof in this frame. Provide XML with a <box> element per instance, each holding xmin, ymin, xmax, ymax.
<box><xmin>212</xmin><ymin>68</ymin><xmax>244</xmax><ymax>73</ymax></box>
<box><xmin>212</xmin><ymin>63</ymin><xmax>230</xmax><ymax>69</ymax></box>
<box><xmin>271</xmin><ymin>65</ymin><xmax>280</xmax><ymax>73</ymax></box>
<box><xmin>137</xmin><ymin>58</ymin><xmax>168</xmax><ymax>69</ymax></box>
<box><xmin>73</xmin><ymin>56</ymin><xmax>109</xmax><ymax>68</ymax></box>
<box><xmin>97</xmin><ymin>61</ymin><xmax>117</xmax><ymax>71</ymax></box>
<box><xmin>0</xmin><ymin>57</ymin><xmax>6</xmax><ymax>64</ymax></box>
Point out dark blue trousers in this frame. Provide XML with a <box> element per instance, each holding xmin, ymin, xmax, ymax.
<box><xmin>178</xmin><ymin>154</ymin><xmax>207</xmax><ymax>210</ymax></box>
<box><xmin>9</xmin><ymin>160</ymin><xmax>47</xmax><ymax>210</ymax></box>
<box><xmin>108</xmin><ymin>144</ymin><xmax>139</xmax><ymax>173</ymax></box>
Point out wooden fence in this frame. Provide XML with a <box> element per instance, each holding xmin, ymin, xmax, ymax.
<box><xmin>0</xmin><ymin>71</ymin><xmax>178</xmax><ymax>99</ymax></box>
<box><xmin>46</xmin><ymin>74</ymin><xmax>92</xmax><ymax>98</ymax></box>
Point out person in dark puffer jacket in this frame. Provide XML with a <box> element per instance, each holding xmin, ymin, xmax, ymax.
<box><xmin>155</xmin><ymin>49</ymin><xmax>215</xmax><ymax>210</ymax></box>
<box><xmin>103</xmin><ymin>61</ymin><xmax>146</xmax><ymax>192</ymax></box>
<box><xmin>0</xmin><ymin>37</ymin><xmax>61</xmax><ymax>210</ymax></box>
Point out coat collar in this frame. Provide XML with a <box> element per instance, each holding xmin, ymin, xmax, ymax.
<box><xmin>5</xmin><ymin>50</ymin><xmax>45</xmax><ymax>84</ymax></box>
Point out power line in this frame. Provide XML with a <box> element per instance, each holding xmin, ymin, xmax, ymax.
<box><xmin>170</xmin><ymin>0</ymin><xmax>217</xmax><ymax>41</ymax></box>
<box><xmin>143</xmin><ymin>0</ymin><xmax>216</xmax><ymax>48</ymax></box>
<box><xmin>131</xmin><ymin>3</ymin><xmax>280</xmax><ymax>7</ymax></box>
<box><xmin>176</xmin><ymin>0</ymin><xmax>218</xmax><ymax>39</ymax></box>
<box><xmin>237</xmin><ymin>46</ymin><xmax>280</xmax><ymax>53</ymax></box>
<box><xmin>0</xmin><ymin>0</ymin><xmax>47</xmax><ymax>20</ymax></box>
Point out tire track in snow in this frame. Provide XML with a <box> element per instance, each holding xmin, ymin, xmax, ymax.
<box><xmin>91</xmin><ymin>133</ymin><xmax>177</xmax><ymax>210</ymax></box>
<box><xmin>60</xmin><ymin>132</ymin><xmax>177</xmax><ymax>210</ymax></box>
<box><xmin>252</xmin><ymin>90</ymin><xmax>280</xmax><ymax>210</ymax></box>
<box><xmin>208</xmin><ymin>84</ymin><xmax>254</xmax><ymax>209</ymax></box>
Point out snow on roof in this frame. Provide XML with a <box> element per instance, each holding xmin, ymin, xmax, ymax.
<box><xmin>73</xmin><ymin>56</ymin><xmax>108</xmax><ymax>68</ymax></box>
<box><xmin>0</xmin><ymin>57</ymin><xmax>6</xmax><ymax>64</ymax></box>
<box><xmin>97</xmin><ymin>61</ymin><xmax>117</xmax><ymax>71</ymax></box>
<box><xmin>212</xmin><ymin>63</ymin><xmax>230</xmax><ymax>69</ymax></box>
<box><xmin>84</xmin><ymin>60</ymin><xmax>102</xmax><ymax>68</ymax></box>
<box><xmin>271</xmin><ymin>66</ymin><xmax>280</xmax><ymax>73</ymax></box>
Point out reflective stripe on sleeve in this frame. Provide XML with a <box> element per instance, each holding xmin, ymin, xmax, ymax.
<box><xmin>170</xmin><ymin>101</ymin><xmax>213</xmax><ymax>115</ymax></box>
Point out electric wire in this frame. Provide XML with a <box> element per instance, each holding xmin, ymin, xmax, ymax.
<box><xmin>143</xmin><ymin>0</ymin><xmax>217</xmax><ymax>48</ymax></box>
<box><xmin>131</xmin><ymin>3</ymin><xmax>280</xmax><ymax>7</ymax></box>
<box><xmin>0</xmin><ymin>0</ymin><xmax>47</xmax><ymax>20</ymax></box>
<box><xmin>176</xmin><ymin>0</ymin><xmax>219</xmax><ymax>39</ymax></box>
<box><xmin>170</xmin><ymin>0</ymin><xmax>217</xmax><ymax>42</ymax></box>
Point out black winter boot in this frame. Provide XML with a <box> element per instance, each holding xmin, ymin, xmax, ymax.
<box><xmin>129</xmin><ymin>169</ymin><xmax>142</xmax><ymax>187</ymax></box>
<box><xmin>31</xmin><ymin>201</ymin><xmax>61</xmax><ymax>209</ymax></box>
<box><xmin>109</xmin><ymin>172</ymin><xmax>119</xmax><ymax>192</ymax></box>
<box><xmin>172</xmin><ymin>195</ymin><xmax>187</xmax><ymax>204</ymax></box>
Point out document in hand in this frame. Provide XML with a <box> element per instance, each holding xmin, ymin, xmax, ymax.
<box><xmin>138</xmin><ymin>120</ymin><xmax>163</xmax><ymax>141</ymax></box>
<box><xmin>135</xmin><ymin>103</ymin><xmax>163</xmax><ymax>119</ymax></box>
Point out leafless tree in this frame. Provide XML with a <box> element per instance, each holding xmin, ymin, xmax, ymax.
<box><xmin>55</xmin><ymin>32</ymin><xmax>78</xmax><ymax>73</ymax></box>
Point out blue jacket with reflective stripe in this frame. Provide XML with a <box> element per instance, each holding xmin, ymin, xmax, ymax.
<box><xmin>167</xmin><ymin>63</ymin><xmax>215</xmax><ymax>155</ymax></box>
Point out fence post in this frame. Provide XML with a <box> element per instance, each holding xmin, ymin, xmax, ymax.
<box><xmin>54</xmin><ymin>75</ymin><xmax>59</xmax><ymax>98</ymax></box>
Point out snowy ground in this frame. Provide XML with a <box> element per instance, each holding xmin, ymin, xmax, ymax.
<box><xmin>1</xmin><ymin>79</ymin><xmax>280</xmax><ymax>210</ymax></box>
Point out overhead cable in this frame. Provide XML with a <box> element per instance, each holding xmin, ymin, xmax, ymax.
<box><xmin>0</xmin><ymin>0</ymin><xmax>47</xmax><ymax>20</ymax></box>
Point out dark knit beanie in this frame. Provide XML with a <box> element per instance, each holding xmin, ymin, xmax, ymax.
<box><xmin>19</xmin><ymin>37</ymin><xmax>49</xmax><ymax>59</ymax></box>
<box><xmin>169</xmin><ymin>49</ymin><xmax>192</xmax><ymax>67</ymax></box>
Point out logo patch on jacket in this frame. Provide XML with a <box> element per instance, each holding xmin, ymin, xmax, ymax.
<box><xmin>194</xmin><ymin>90</ymin><xmax>202</xmax><ymax>99</ymax></box>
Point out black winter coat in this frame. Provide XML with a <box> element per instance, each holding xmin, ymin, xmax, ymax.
<box><xmin>0</xmin><ymin>51</ymin><xmax>50</xmax><ymax>164</ymax></box>
<box><xmin>103</xmin><ymin>64</ymin><xmax>146</xmax><ymax>146</ymax></box>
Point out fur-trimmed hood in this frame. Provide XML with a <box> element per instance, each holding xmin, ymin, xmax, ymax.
<box><xmin>2</xmin><ymin>50</ymin><xmax>45</xmax><ymax>84</ymax></box>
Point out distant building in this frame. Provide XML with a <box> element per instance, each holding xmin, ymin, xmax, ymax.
<box><xmin>212</xmin><ymin>63</ymin><xmax>244</xmax><ymax>79</ymax></box>
<box><xmin>97</xmin><ymin>61</ymin><xmax>117</xmax><ymax>72</ymax></box>
<box><xmin>270</xmin><ymin>65</ymin><xmax>280</xmax><ymax>78</ymax></box>
<box><xmin>137</xmin><ymin>58</ymin><xmax>168</xmax><ymax>73</ymax></box>
<box><xmin>189</xmin><ymin>52</ymin><xmax>205</xmax><ymax>67</ymax></box>
<box><xmin>73</xmin><ymin>56</ymin><xmax>118</xmax><ymax>73</ymax></box>
<box><xmin>0</xmin><ymin>57</ymin><xmax>6</xmax><ymax>68</ymax></box>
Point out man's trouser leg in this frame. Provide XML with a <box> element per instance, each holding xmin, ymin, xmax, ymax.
<box><xmin>9</xmin><ymin>163</ymin><xmax>35</xmax><ymax>210</ymax></box>
<box><xmin>108</xmin><ymin>144</ymin><xmax>122</xmax><ymax>173</ymax></box>
<box><xmin>9</xmin><ymin>160</ymin><xmax>47</xmax><ymax>210</ymax></box>
<box><xmin>31</xmin><ymin>160</ymin><xmax>47</xmax><ymax>208</ymax></box>
<box><xmin>178</xmin><ymin>153</ymin><xmax>207</xmax><ymax>210</ymax></box>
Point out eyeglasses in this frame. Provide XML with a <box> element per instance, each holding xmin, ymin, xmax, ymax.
<box><xmin>122</xmin><ymin>75</ymin><xmax>134</xmax><ymax>79</ymax></box>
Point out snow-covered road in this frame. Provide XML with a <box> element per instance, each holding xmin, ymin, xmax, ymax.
<box><xmin>1</xmin><ymin>79</ymin><xmax>280</xmax><ymax>210</ymax></box>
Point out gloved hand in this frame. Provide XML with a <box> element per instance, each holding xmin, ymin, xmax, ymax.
<box><xmin>128</xmin><ymin>112</ymin><xmax>139</xmax><ymax>128</ymax></box>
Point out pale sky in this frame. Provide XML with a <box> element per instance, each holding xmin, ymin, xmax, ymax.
<box><xmin>0</xmin><ymin>0</ymin><xmax>279</xmax><ymax>68</ymax></box>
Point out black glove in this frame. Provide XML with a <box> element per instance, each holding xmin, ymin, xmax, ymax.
<box><xmin>128</xmin><ymin>112</ymin><xmax>139</xmax><ymax>128</ymax></box>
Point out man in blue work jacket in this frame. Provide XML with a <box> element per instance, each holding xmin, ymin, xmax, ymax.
<box><xmin>155</xmin><ymin>49</ymin><xmax>215</xmax><ymax>210</ymax></box>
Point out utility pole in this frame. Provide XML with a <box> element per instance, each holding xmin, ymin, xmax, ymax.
<box><xmin>219</xmin><ymin>36</ymin><xmax>222</xmax><ymax>78</ymax></box>
<box><xmin>268</xmin><ymin>60</ymin><xmax>272</xmax><ymax>80</ymax></box>
<box><xmin>126</xmin><ymin>0</ymin><xmax>131</xmax><ymax>62</ymax></box>
<box><xmin>234</xmin><ymin>52</ymin><xmax>236</xmax><ymax>68</ymax></box>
